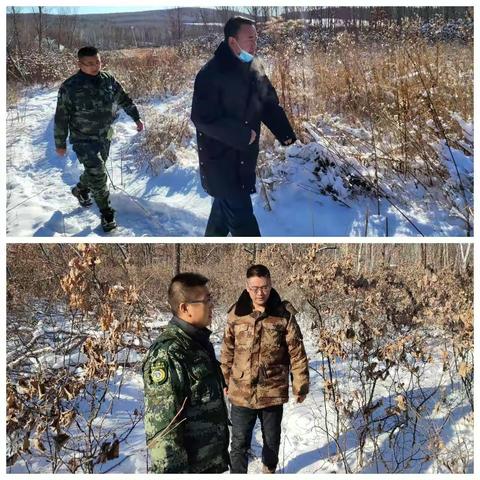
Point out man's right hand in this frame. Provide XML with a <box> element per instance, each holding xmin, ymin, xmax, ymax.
<box><xmin>56</xmin><ymin>147</ymin><xmax>67</xmax><ymax>156</ymax></box>
<box><xmin>249</xmin><ymin>129</ymin><xmax>256</xmax><ymax>145</ymax></box>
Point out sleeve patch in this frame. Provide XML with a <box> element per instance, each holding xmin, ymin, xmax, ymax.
<box><xmin>150</xmin><ymin>360</ymin><xmax>168</xmax><ymax>385</ymax></box>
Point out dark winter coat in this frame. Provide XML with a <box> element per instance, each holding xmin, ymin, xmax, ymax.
<box><xmin>191</xmin><ymin>41</ymin><xmax>296</xmax><ymax>198</ymax></box>
<box><xmin>220</xmin><ymin>288</ymin><xmax>309</xmax><ymax>409</ymax></box>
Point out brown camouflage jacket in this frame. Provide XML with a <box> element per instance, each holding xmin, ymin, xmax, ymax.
<box><xmin>220</xmin><ymin>288</ymin><xmax>309</xmax><ymax>409</ymax></box>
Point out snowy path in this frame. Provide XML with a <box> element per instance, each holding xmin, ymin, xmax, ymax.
<box><xmin>6</xmin><ymin>88</ymin><xmax>209</xmax><ymax>237</ymax></box>
<box><xmin>6</xmin><ymin>87</ymin><xmax>471</xmax><ymax>236</ymax></box>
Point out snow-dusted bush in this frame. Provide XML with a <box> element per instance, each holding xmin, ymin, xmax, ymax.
<box><xmin>135</xmin><ymin>107</ymin><xmax>192</xmax><ymax>175</ymax></box>
<box><xmin>286</xmin><ymin>244</ymin><xmax>473</xmax><ymax>472</ymax></box>
<box><xmin>7</xmin><ymin>48</ymin><xmax>77</xmax><ymax>85</ymax></box>
<box><xmin>7</xmin><ymin>245</ymin><xmax>147</xmax><ymax>473</ymax></box>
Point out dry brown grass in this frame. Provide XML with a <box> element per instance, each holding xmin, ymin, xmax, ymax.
<box><xmin>6</xmin><ymin>82</ymin><xmax>23</xmax><ymax>109</ymax></box>
<box><xmin>103</xmin><ymin>46</ymin><xmax>205</xmax><ymax>100</ymax></box>
<box><xmin>258</xmin><ymin>20</ymin><xmax>473</xmax><ymax>233</ymax></box>
<box><xmin>264</xmin><ymin>22</ymin><xmax>472</xmax><ymax>178</ymax></box>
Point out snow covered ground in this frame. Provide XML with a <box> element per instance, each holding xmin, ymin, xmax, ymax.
<box><xmin>8</xmin><ymin>312</ymin><xmax>474</xmax><ymax>474</ymax></box>
<box><xmin>6</xmin><ymin>86</ymin><xmax>473</xmax><ymax>237</ymax></box>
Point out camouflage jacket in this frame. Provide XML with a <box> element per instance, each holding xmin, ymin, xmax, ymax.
<box><xmin>54</xmin><ymin>70</ymin><xmax>140</xmax><ymax>148</ymax></box>
<box><xmin>220</xmin><ymin>288</ymin><xmax>309</xmax><ymax>409</ymax></box>
<box><xmin>142</xmin><ymin>317</ymin><xmax>230</xmax><ymax>473</ymax></box>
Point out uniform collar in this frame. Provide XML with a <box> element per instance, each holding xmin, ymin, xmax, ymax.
<box><xmin>169</xmin><ymin>316</ymin><xmax>216</xmax><ymax>361</ymax></box>
<box><xmin>170</xmin><ymin>315</ymin><xmax>211</xmax><ymax>339</ymax></box>
<box><xmin>77</xmin><ymin>69</ymin><xmax>102</xmax><ymax>80</ymax></box>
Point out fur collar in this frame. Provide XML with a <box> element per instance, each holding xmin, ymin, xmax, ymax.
<box><xmin>233</xmin><ymin>287</ymin><xmax>287</xmax><ymax>317</ymax></box>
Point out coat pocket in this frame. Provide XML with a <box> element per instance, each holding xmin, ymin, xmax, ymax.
<box><xmin>260</xmin><ymin>364</ymin><xmax>289</xmax><ymax>398</ymax></box>
<box><xmin>205</xmin><ymin>136</ymin><xmax>229</xmax><ymax>160</ymax></box>
<box><xmin>234</xmin><ymin>324</ymin><xmax>252</xmax><ymax>346</ymax></box>
<box><xmin>262</xmin><ymin>323</ymin><xmax>284</xmax><ymax>347</ymax></box>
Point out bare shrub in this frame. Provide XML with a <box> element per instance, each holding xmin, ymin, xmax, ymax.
<box><xmin>7</xmin><ymin>49</ymin><xmax>77</xmax><ymax>86</ymax></box>
<box><xmin>286</xmin><ymin>244</ymin><xmax>473</xmax><ymax>472</ymax></box>
<box><xmin>7</xmin><ymin>245</ymin><xmax>148</xmax><ymax>473</ymax></box>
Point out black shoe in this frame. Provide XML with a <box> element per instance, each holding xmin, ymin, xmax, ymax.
<box><xmin>72</xmin><ymin>186</ymin><xmax>93</xmax><ymax>207</ymax></box>
<box><xmin>262</xmin><ymin>464</ymin><xmax>276</xmax><ymax>474</ymax></box>
<box><xmin>100</xmin><ymin>209</ymin><xmax>117</xmax><ymax>232</ymax></box>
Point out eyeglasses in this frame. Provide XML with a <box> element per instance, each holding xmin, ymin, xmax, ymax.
<box><xmin>247</xmin><ymin>285</ymin><xmax>271</xmax><ymax>294</ymax></box>
<box><xmin>80</xmin><ymin>60</ymin><xmax>101</xmax><ymax>67</ymax></box>
<box><xmin>187</xmin><ymin>295</ymin><xmax>214</xmax><ymax>305</ymax></box>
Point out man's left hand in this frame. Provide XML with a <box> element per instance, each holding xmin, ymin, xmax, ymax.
<box><xmin>296</xmin><ymin>394</ymin><xmax>306</xmax><ymax>404</ymax></box>
<box><xmin>136</xmin><ymin>119</ymin><xmax>144</xmax><ymax>132</ymax></box>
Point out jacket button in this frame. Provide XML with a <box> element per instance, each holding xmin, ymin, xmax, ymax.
<box><xmin>199</xmin><ymin>132</ymin><xmax>203</xmax><ymax>136</ymax></box>
<box><xmin>245</xmin><ymin>121</ymin><xmax>248</xmax><ymax>124</ymax></box>
<box><xmin>241</xmin><ymin>185</ymin><xmax>245</xmax><ymax>188</ymax></box>
<box><xmin>240</xmin><ymin>161</ymin><xmax>244</xmax><ymax>165</ymax></box>
<box><xmin>200</xmin><ymin>162</ymin><xmax>204</xmax><ymax>166</ymax></box>
<box><xmin>199</xmin><ymin>147</ymin><xmax>202</xmax><ymax>151</ymax></box>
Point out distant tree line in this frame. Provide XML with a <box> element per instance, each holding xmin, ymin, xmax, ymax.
<box><xmin>7</xmin><ymin>243</ymin><xmax>472</xmax><ymax>312</ymax></box>
<box><xmin>7</xmin><ymin>6</ymin><xmax>472</xmax><ymax>54</ymax></box>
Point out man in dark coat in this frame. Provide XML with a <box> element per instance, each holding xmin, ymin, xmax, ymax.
<box><xmin>191</xmin><ymin>17</ymin><xmax>296</xmax><ymax>237</ymax></box>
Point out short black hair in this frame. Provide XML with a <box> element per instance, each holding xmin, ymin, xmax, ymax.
<box><xmin>224</xmin><ymin>16</ymin><xmax>255</xmax><ymax>40</ymax></box>
<box><xmin>246</xmin><ymin>264</ymin><xmax>270</xmax><ymax>279</ymax></box>
<box><xmin>168</xmin><ymin>272</ymin><xmax>209</xmax><ymax>314</ymax></box>
<box><xmin>78</xmin><ymin>46</ymin><xmax>99</xmax><ymax>59</ymax></box>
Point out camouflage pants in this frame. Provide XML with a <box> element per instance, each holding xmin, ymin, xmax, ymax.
<box><xmin>72</xmin><ymin>140</ymin><xmax>111</xmax><ymax>212</ymax></box>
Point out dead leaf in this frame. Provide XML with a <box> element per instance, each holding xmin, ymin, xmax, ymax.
<box><xmin>32</xmin><ymin>437</ymin><xmax>46</xmax><ymax>453</ymax></box>
<box><xmin>53</xmin><ymin>433</ymin><xmax>70</xmax><ymax>450</ymax></box>
<box><xmin>395</xmin><ymin>394</ymin><xmax>407</xmax><ymax>412</ymax></box>
<box><xmin>458</xmin><ymin>362</ymin><xmax>472</xmax><ymax>379</ymax></box>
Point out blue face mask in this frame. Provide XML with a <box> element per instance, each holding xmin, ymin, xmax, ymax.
<box><xmin>238</xmin><ymin>49</ymin><xmax>254</xmax><ymax>63</ymax></box>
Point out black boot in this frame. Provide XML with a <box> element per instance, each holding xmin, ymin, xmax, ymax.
<box><xmin>72</xmin><ymin>185</ymin><xmax>93</xmax><ymax>207</ymax></box>
<box><xmin>100</xmin><ymin>208</ymin><xmax>117</xmax><ymax>232</ymax></box>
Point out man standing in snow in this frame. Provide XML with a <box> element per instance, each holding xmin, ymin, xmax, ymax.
<box><xmin>54</xmin><ymin>46</ymin><xmax>144</xmax><ymax>232</ymax></box>
<box><xmin>221</xmin><ymin>264</ymin><xmax>309</xmax><ymax>473</ymax></box>
<box><xmin>191</xmin><ymin>17</ymin><xmax>296</xmax><ymax>236</ymax></box>
<box><xmin>143</xmin><ymin>273</ymin><xmax>230</xmax><ymax>473</ymax></box>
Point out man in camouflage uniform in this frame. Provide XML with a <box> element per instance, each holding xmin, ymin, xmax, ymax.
<box><xmin>142</xmin><ymin>273</ymin><xmax>230</xmax><ymax>473</ymax></box>
<box><xmin>54</xmin><ymin>46</ymin><xmax>144</xmax><ymax>232</ymax></box>
<box><xmin>221</xmin><ymin>264</ymin><xmax>309</xmax><ymax>473</ymax></box>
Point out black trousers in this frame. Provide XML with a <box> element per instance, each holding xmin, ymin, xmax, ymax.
<box><xmin>205</xmin><ymin>193</ymin><xmax>261</xmax><ymax>237</ymax></box>
<box><xmin>230</xmin><ymin>404</ymin><xmax>283</xmax><ymax>473</ymax></box>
